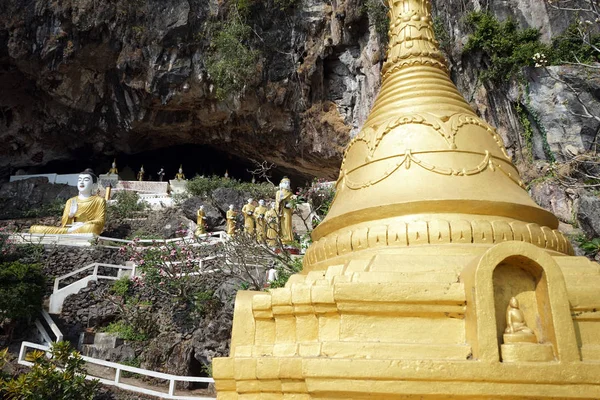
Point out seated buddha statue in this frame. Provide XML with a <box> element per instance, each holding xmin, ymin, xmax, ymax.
<box><xmin>107</xmin><ymin>159</ymin><xmax>118</xmax><ymax>175</ymax></box>
<box><xmin>175</xmin><ymin>165</ymin><xmax>186</xmax><ymax>181</ymax></box>
<box><xmin>30</xmin><ymin>169</ymin><xmax>106</xmax><ymax>235</ymax></box>
<box><xmin>503</xmin><ymin>297</ymin><xmax>536</xmax><ymax>343</ymax></box>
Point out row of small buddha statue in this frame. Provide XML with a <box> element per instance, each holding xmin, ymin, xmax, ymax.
<box><xmin>109</xmin><ymin>160</ymin><xmax>234</xmax><ymax>183</ymax></box>
<box><xmin>196</xmin><ymin>178</ymin><xmax>296</xmax><ymax>246</ymax></box>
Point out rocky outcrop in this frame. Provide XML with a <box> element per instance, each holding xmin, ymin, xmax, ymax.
<box><xmin>0</xmin><ymin>177</ymin><xmax>77</xmax><ymax>219</ymax></box>
<box><xmin>0</xmin><ymin>0</ymin><xmax>383</xmax><ymax>179</ymax></box>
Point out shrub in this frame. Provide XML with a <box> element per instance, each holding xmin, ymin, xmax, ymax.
<box><xmin>22</xmin><ymin>200</ymin><xmax>65</xmax><ymax>219</ymax></box>
<box><xmin>205</xmin><ymin>16</ymin><xmax>260</xmax><ymax>100</ymax></box>
<box><xmin>187</xmin><ymin>175</ymin><xmax>274</xmax><ymax>200</ymax></box>
<box><xmin>0</xmin><ymin>261</ymin><xmax>45</xmax><ymax>324</ymax></box>
<box><xmin>463</xmin><ymin>11</ymin><xmax>549</xmax><ymax>83</ymax></box>
<box><xmin>268</xmin><ymin>256</ymin><xmax>303</xmax><ymax>289</ymax></box>
<box><xmin>363</xmin><ymin>0</ymin><xmax>389</xmax><ymax>46</ymax></box>
<box><xmin>550</xmin><ymin>21</ymin><xmax>600</xmax><ymax>65</ymax></box>
<box><xmin>2</xmin><ymin>341</ymin><xmax>99</xmax><ymax>400</ymax></box>
<box><xmin>110</xmin><ymin>276</ymin><xmax>133</xmax><ymax>297</ymax></box>
<box><xmin>102</xmin><ymin>320</ymin><xmax>148</xmax><ymax>342</ymax></box>
<box><xmin>108</xmin><ymin>191</ymin><xmax>147</xmax><ymax>220</ymax></box>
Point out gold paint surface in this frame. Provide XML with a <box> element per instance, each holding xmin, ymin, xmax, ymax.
<box><xmin>214</xmin><ymin>0</ymin><xmax>600</xmax><ymax>398</ymax></box>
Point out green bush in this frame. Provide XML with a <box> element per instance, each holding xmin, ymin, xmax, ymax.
<box><xmin>550</xmin><ymin>21</ymin><xmax>600</xmax><ymax>65</ymax></box>
<box><xmin>22</xmin><ymin>200</ymin><xmax>65</xmax><ymax>219</ymax></box>
<box><xmin>108</xmin><ymin>191</ymin><xmax>147</xmax><ymax>220</ymax></box>
<box><xmin>187</xmin><ymin>175</ymin><xmax>274</xmax><ymax>200</ymax></box>
<box><xmin>463</xmin><ymin>11</ymin><xmax>549</xmax><ymax>84</ymax></box>
<box><xmin>110</xmin><ymin>276</ymin><xmax>133</xmax><ymax>297</ymax></box>
<box><xmin>205</xmin><ymin>16</ymin><xmax>260</xmax><ymax>100</ymax></box>
<box><xmin>0</xmin><ymin>261</ymin><xmax>45</xmax><ymax>324</ymax></box>
<box><xmin>268</xmin><ymin>256</ymin><xmax>303</xmax><ymax>289</ymax></box>
<box><xmin>1</xmin><ymin>341</ymin><xmax>99</xmax><ymax>400</ymax></box>
<box><xmin>363</xmin><ymin>0</ymin><xmax>389</xmax><ymax>46</ymax></box>
<box><xmin>102</xmin><ymin>320</ymin><xmax>148</xmax><ymax>342</ymax></box>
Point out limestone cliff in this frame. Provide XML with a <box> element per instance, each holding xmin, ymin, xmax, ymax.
<box><xmin>0</xmin><ymin>0</ymin><xmax>598</xmax><ymax>184</ymax></box>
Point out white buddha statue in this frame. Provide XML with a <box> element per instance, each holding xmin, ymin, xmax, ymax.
<box><xmin>30</xmin><ymin>169</ymin><xmax>106</xmax><ymax>235</ymax></box>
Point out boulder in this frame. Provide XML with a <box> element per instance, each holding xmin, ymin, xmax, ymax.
<box><xmin>576</xmin><ymin>194</ymin><xmax>600</xmax><ymax>239</ymax></box>
<box><xmin>180</xmin><ymin>197</ymin><xmax>224</xmax><ymax>230</ymax></box>
<box><xmin>210</xmin><ymin>187</ymin><xmax>250</xmax><ymax>214</ymax></box>
<box><xmin>0</xmin><ymin>177</ymin><xmax>77</xmax><ymax>219</ymax></box>
<box><xmin>529</xmin><ymin>180</ymin><xmax>575</xmax><ymax>224</ymax></box>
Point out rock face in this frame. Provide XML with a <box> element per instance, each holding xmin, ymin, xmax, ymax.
<box><xmin>181</xmin><ymin>197</ymin><xmax>223</xmax><ymax>229</ymax></box>
<box><xmin>0</xmin><ymin>0</ymin><xmax>384</xmax><ymax>179</ymax></box>
<box><xmin>0</xmin><ymin>177</ymin><xmax>77</xmax><ymax>219</ymax></box>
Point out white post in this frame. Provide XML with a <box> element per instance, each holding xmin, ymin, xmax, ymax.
<box><xmin>168</xmin><ymin>379</ymin><xmax>176</xmax><ymax>396</ymax></box>
<box><xmin>115</xmin><ymin>368</ymin><xmax>121</xmax><ymax>384</ymax></box>
<box><xmin>92</xmin><ymin>263</ymin><xmax>99</xmax><ymax>277</ymax></box>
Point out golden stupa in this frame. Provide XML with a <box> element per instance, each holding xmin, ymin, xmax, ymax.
<box><xmin>213</xmin><ymin>0</ymin><xmax>600</xmax><ymax>398</ymax></box>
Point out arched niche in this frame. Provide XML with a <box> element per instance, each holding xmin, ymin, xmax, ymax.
<box><xmin>461</xmin><ymin>241</ymin><xmax>579</xmax><ymax>363</ymax></box>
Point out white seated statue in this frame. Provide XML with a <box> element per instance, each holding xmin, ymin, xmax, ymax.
<box><xmin>30</xmin><ymin>169</ymin><xmax>106</xmax><ymax>235</ymax></box>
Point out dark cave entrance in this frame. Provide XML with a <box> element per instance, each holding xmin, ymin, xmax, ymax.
<box><xmin>188</xmin><ymin>350</ymin><xmax>210</xmax><ymax>390</ymax></box>
<box><xmin>22</xmin><ymin>144</ymin><xmax>311</xmax><ymax>188</ymax></box>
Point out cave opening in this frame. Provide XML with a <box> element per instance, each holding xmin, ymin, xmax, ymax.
<box><xmin>188</xmin><ymin>350</ymin><xmax>209</xmax><ymax>390</ymax></box>
<box><xmin>18</xmin><ymin>144</ymin><xmax>312</xmax><ymax>188</ymax></box>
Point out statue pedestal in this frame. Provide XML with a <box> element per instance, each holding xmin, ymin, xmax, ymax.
<box><xmin>99</xmin><ymin>174</ymin><xmax>119</xmax><ymax>188</ymax></box>
<box><xmin>501</xmin><ymin>342</ymin><xmax>555</xmax><ymax>362</ymax></box>
<box><xmin>169</xmin><ymin>180</ymin><xmax>187</xmax><ymax>194</ymax></box>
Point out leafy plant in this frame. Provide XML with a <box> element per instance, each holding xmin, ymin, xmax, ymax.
<box><xmin>575</xmin><ymin>235</ymin><xmax>600</xmax><ymax>258</ymax></box>
<box><xmin>102</xmin><ymin>320</ymin><xmax>148</xmax><ymax>342</ymax></box>
<box><xmin>362</xmin><ymin>0</ymin><xmax>389</xmax><ymax>46</ymax></box>
<box><xmin>110</xmin><ymin>276</ymin><xmax>133</xmax><ymax>297</ymax></box>
<box><xmin>187</xmin><ymin>175</ymin><xmax>274</xmax><ymax>200</ymax></box>
<box><xmin>205</xmin><ymin>15</ymin><xmax>260</xmax><ymax>100</ymax></box>
<box><xmin>463</xmin><ymin>11</ymin><xmax>549</xmax><ymax>83</ymax></box>
<box><xmin>108</xmin><ymin>191</ymin><xmax>147</xmax><ymax>220</ymax></box>
<box><xmin>2</xmin><ymin>341</ymin><xmax>99</xmax><ymax>400</ymax></box>
<box><xmin>268</xmin><ymin>256</ymin><xmax>303</xmax><ymax>289</ymax></box>
<box><xmin>0</xmin><ymin>261</ymin><xmax>45</xmax><ymax>326</ymax></box>
<box><xmin>22</xmin><ymin>200</ymin><xmax>65</xmax><ymax>219</ymax></box>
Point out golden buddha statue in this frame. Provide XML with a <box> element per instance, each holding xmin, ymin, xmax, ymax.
<box><xmin>226</xmin><ymin>205</ymin><xmax>237</xmax><ymax>236</ymax></box>
<box><xmin>137</xmin><ymin>166</ymin><xmax>145</xmax><ymax>181</ymax></box>
<box><xmin>195</xmin><ymin>205</ymin><xmax>207</xmax><ymax>236</ymax></box>
<box><xmin>275</xmin><ymin>177</ymin><xmax>294</xmax><ymax>244</ymax></box>
<box><xmin>213</xmin><ymin>0</ymin><xmax>600</xmax><ymax>397</ymax></box>
<box><xmin>264</xmin><ymin>202</ymin><xmax>279</xmax><ymax>247</ymax></box>
<box><xmin>254</xmin><ymin>199</ymin><xmax>268</xmax><ymax>243</ymax></box>
<box><xmin>175</xmin><ymin>165</ymin><xmax>186</xmax><ymax>181</ymax></box>
<box><xmin>30</xmin><ymin>169</ymin><xmax>106</xmax><ymax>235</ymax></box>
<box><xmin>107</xmin><ymin>159</ymin><xmax>118</xmax><ymax>175</ymax></box>
<box><xmin>241</xmin><ymin>199</ymin><xmax>256</xmax><ymax>235</ymax></box>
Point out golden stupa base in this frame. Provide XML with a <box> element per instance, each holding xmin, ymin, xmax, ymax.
<box><xmin>214</xmin><ymin>241</ymin><xmax>600</xmax><ymax>399</ymax></box>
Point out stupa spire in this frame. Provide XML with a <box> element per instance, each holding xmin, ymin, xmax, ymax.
<box><xmin>304</xmin><ymin>0</ymin><xmax>570</xmax><ymax>271</ymax></box>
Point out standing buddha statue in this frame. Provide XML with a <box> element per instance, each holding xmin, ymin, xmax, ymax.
<box><xmin>157</xmin><ymin>167</ymin><xmax>166</xmax><ymax>182</ymax></box>
<box><xmin>175</xmin><ymin>165</ymin><xmax>186</xmax><ymax>181</ymax></box>
<box><xmin>275</xmin><ymin>177</ymin><xmax>294</xmax><ymax>244</ymax></box>
<box><xmin>195</xmin><ymin>205</ymin><xmax>207</xmax><ymax>236</ymax></box>
<box><xmin>137</xmin><ymin>166</ymin><xmax>145</xmax><ymax>181</ymax></box>
<box><xmin>30</xmin><ymin>168</ymin><xmax>106</xmax><ymax>235</ymax></box>
<box><xmin>265</xmin><ymin>202</ymin><xmax>279</xmax><ymax>247</ymax></box>
<box><xmin>242</xmin><ymin>198</ymin><xmax>256</xmax><ymax>235</ymax></box>
<box><xmin>226</xmin><ymin>204</ymin><xmax>237</xmax><ymax>236</ymax></box>
<box><xmin>254</xmin><ymin>199</ymin><xmax>268</xmax><ymax>243</ymax></box>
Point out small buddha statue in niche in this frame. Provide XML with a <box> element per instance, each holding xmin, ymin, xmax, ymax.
<box><xmin>254</xmin><ymin>199</ymin><xmax>267</xmax><ymax>243</ymax></box>
<box><xmin>265</xmin><ymin>202</ymin><xmax>279</xmax><ymax>247</ymax></box>
<box><xmin>30</xmin><ymin>169</ymin><xmax>106</xmax><ymax>235</ymax></box>
<box><xmin>503</xmin><ymin>297</ymin><xmax>537</xmax><ymax>343</ymax></box>
<box><xmin>226</xmin><ymin>204</ymin><xmax>237</xmax><ymax>236</ymax></box>
<box><xmin>137</xmin><ymin>166</ymin><xmax>145</xmax><ymax>182</ymax></box>
<box><xmin>195</xmin><ymin>205</ymin><xmax>207</xmax><ymax>236</ymax></box>
<box><xmin>275</xmin><ymin>177</ymin><xmax>294</xmax><ymax>245</ymax></box>
<box><xmin>107</xmin><ymin>159</ymin><xmax>118</xmax><ymax>175</ymax></box>
<box><xmin>224</xmin><ymin>170</ymin><xmax>229</xmax><ymax>179</ymax></box>
<box><xmin>242</xmin><ymin>198</ymin><xmax>255</xmax><ymax>235</ymax></box>
<box><xmin>175</xmin><ymin>165</ymin><xmax>186</xmax><ymax>181</ymax></box>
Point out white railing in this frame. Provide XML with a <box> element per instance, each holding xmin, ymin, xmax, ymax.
<box><xmin>49</xmin><ymin>263</ymin><xmax>134</xmax><ymax>313</ymax></box>
<box><xmin>34</xmin><ymin>309</ymin><xmax>64</xmax><ymax>344</ymax></box>
<box><xmin>96</xmin><ymin>231</ymin><xmax>227</xmax><ymax>247</ymax></box>
<box><xmin>8</xmin><ymin>232</ymin><xmax>95</xmax><ymax>247</ymax></box>
<box><xmin>18</xmin><ymin>342</ymin><xmax>215</xmax><ymax>400</ymax></box>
